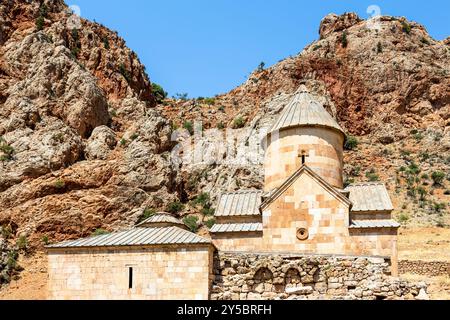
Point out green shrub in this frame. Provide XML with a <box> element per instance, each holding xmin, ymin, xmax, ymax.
<box><xmin>35</xmin><ymin>16</ymin><xmax>45</xmax><ymax>31</ymax></box>
<box><xmin>6</xmin><ymin>250</ymin><xmax>18</xmax><ymax>270</ymax></box>
<box><xmin>138</xmin><ymin>209</ymin><xmax>156</xmax><ymax>224</ymax></box>
<box><xmin>217</xmin><ymin>122</ymin><xmax>225</xmax><ymax>130</ymax></box>
<box><xmin>218</xmin><ymin>106</ymin><xmax>225</xmax><ymax>112</ymax></box>
<box><xmin>398</xmin><ymin>213</ymin><xmax>409</xmax><ymax>223</ymax></box>
<box><xmin>421</xmin><ymin>37</ymin><xmax>430</xmax><ymax>45</ymax></box>
<box><xmin>120</xmin><ymin>138</ymin><xmax>127</xmax><ymax>146</ymax></box>
<box><xmin>233</xmin><ymin>117</ymin><xmax>246</xmax><ymax>129</ymax></box>
<box><xmin>344</xmin><ymin>135</ymin><xmax>358</xmax><ymax>151</ymax></box>
<box><xmin>257</xmin><ymin>62</ymin><xmax>266</xmax><ymax>72</ymax></box>
<box><xmin>203</xmin><ymin>97</ymin><xmax>216</xmax><ymax>105</ymax></box>
<box><xmin>344</xmin><ymin>178</ymin><xmax>355</xmax><ymax>188</ymax></box>
<box><xmin>341</xmin><ymin>31</ymin><xmax>348</xmax><ymax>48</ymax></box>
<box><xmin>377</xmin><ymin>42</ymin><xmax>383</xmax><ymax>53</ymax></box>
<box><xmin>183</xmin><ymin>216</ymin><xmax>199</xmax><ymax>233</ymax></box>
<box><xmin>0</xmin><ymin>225</ymin><xmax>12</xmax><ymax>239</ymax></box>
<box><xmin>350</xmin><ymin>166</ymin><xmax>361</xmax><ymax>177</ymax></box>
<box><xmin>407</xmin><ymin>162</ymin><xmax>421</xmax><ymax>175</ymax></box>
<box><xmin>119</xmin><ymin>64</ymin><xmax>131</xmax><ymax>82</ymax></box>
<box><xmin>102</xmin><ymin>36</ymin><xmax>110</xmax><ymax>49</ymax></box>
<box><xmin>167</xmin><ymin>201</ymin><xmax>184</xmax><ymax>214</ymax></box>
<box><xmin>193</xmin><ymin>193</ymin><xmax>210</xmax><ymax>207</ymax></box>
<box><xmin>183</xmin><ymin>121</ymin><xmax>194</xmax><ymax>135</ymax></box>
<box><xmin>130</xmin><ymin>133</ymin><xmax>139</xmax><ymax>141</ymax></box>
<box><xmin>0</xmin><ymin>138</ymin><xmax>15</xmax><ymax>161</ymax></box>
<box><xmin>433</xmin><ymin>202</ymin><xmax>446</xmax><ymax>213</ymax></box>
<box><xmin>431</xmin><ymin>171</ymin><xmax>445</xmax><ymax>186</ymax></box>
<box><xmin>417</xmin><ymin>187</ymin><xmax>427</xmax><ymax>201</ymax></box>
<box><xmin>151</xmin><ymin>83</ymin><xmax>168</xmax><ymax>103</ymax></box>
<box><xmin>42</xmin><ymin>235</ymin><xmax>49</xmax><ymax>246</ymax></box>
<box><xmin>366</xmin><ymin>169</ymin><xmax>380</xmax><ymax>182</ymax></box>
<box><xmin>205</xmin><ymin>219</ymin><xmax>216</xmax><ymax>229</ymax></box>
<box><xmin>16</xmin><ymin>235</ymin><xmax>28</xmax><ymax>251</ymax></box>
<box><xmin>54</xmin><ymin>179</ymin><xmax>65</xmax><ymax>189</ymax></box>
<box><xmin>401</xmin><ymin>21</ymin><xmax>411</xmax><ymax>34</ymax></box>
<box><xmin>201</xmin><ymin>207</ymin><xmax>215</xmax><ymax>216</ymax></box>
<box><xmin>92</xmin><ymin>229</ymin><xmax>110</xmax><ymax>236</ymax></box>
<box><xmin>174</xmin><ymin>93</ymin><xmax>189</xmax><ymax>101</ymax></box>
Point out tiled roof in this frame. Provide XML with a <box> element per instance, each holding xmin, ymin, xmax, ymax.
<box><xmin>136</xmin><ymin>213</ymin><xmax>186</xmax><ymax>228</ymax></box>
<box><xmin>345</xmin><ymin>183</ymin><xmax>394</xmax><ymax>212</ymax></box>
<box><xmin>47</xmin><ymin>226</ymin><xmax>210</xmax><ymax>249</ymax></box>
<box><xmin>210</xmin><ymin>223</ymin><xmax>263</xmax><ymax>233</ymax></box>
<box><xmin>266</xmin><ymin>88</ymin><xmax>344</xmax><ymax>137</ymax></box>
<box><xmin>215</xmin><ymin>190</ymin><xmax>263</xmax><ymax>217</ymax></box>
<box><xmin>349</xmin><ymin>220</ymin><xmax>400</xmax><ymax>229</ymax></box>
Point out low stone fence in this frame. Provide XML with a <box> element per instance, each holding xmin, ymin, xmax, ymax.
<box><xmin>399</xmin><ymin>260</ymin><xmax>450</xmax><ymax>277</ymax></box>
<box><xmin>211</xmin><ymin>252</ymin><xmax>428</xmax><ymax>300</ymax></box>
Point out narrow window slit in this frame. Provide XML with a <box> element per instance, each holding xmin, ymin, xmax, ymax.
<box><xmin>128</xmin><ymin>267</ymin><xmax>133</xmax><ymax>289</ymax></box>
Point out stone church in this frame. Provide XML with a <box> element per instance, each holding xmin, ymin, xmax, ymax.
<box><xmin>46</xmin><ymin>88</ymin><xmax>400</xmax><ymax>300</ymax></box>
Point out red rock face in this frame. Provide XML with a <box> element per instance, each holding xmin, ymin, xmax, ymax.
<box><xmin>0</xmin><ymin>1</ymin><xmax>448</xmax><ymax>249</ymax></box>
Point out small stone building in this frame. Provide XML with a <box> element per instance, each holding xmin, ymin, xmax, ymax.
<box><xmin>211</xmin><ymin>88</ymin><xmax>400</xmax><ymax>275</ymax></box>
<box><xmin>47</xmin><ymin>214</ymin><xmax>214</xmax><ymax>300</ymax></box>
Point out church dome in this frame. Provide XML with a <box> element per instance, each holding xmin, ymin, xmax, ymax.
<box><xmin>265</xmin><ymin>87</ymin><xmax>344</xmax><ymax>139</ymax></box>
<box><xmin>264</xmin><ymin>86</ymin><xmax>345</xmax><ymax>191</ymax></box>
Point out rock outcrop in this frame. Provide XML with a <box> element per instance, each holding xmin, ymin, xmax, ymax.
<box><xmin>0</xmin><ymin>0</ymin><xmax>177</xmax><ymax>246</ymax></box>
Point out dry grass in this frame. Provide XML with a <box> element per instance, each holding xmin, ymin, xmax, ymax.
<box><xmin>398</xmin><ymin>227</ymin><xmax>450</xmax><ymax>262</ymax></box>
<box><xmin>401</xmin><ymin>273</ymin><xmax>450</xmax><ymax>300</ymax></box>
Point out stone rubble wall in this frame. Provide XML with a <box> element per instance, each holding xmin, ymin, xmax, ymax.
<box><xmin>399</xmin><ymin>260</ymin><xmax>450</xmax><ymax>277</ymax></box>
<box><xmin>211</xmin><ymin>252</ymin><xmax>428</xmax><ymax>300</ymax></box>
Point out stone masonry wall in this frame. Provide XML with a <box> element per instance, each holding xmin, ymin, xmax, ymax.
<box><xmin>48</xmin><ymin>245</ymin><xmax>213</xmax><ymax>300</ymax></box>
<box><xmin>211</xmin><ymin>252</ymin><xmax>427</xmax><ymax>300</ymax></box>
<box><xmin>399</xmin><ymin>260</ymin><xmax>450</xmax><ymax>277</ymax></box>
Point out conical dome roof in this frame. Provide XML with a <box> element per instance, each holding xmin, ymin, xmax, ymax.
<box><xmin>266</xmin><ymin>87</ymin><xmax>344</xmax><ymax>137</ymax></box>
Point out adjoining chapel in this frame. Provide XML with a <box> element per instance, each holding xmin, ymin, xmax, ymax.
<box><xmin>46</xmin><ymin>87</ymin><xmax>400</xmax><ymax>300</ymax></box>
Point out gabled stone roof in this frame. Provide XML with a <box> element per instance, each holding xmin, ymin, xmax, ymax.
<box><xmin>266</xmin><ymin>87</ymin><xmax>345</xmax><ymax>138</ymax></box>
<box><xmin>210</xmin><ymin>223</ymin><xmax>263</xmax><ymax>233</ymax></box>
<box><xmin>46</xmin><ymin>226</ymin><xmax>211</xmax><ymax>249</ymax></box>
<box><xmin>349</xmin><ymin>220</ymin><xmax>400</xmax><ymax>229</ymax></box>
<box><xmin>345</xmin><ymin>183</ymin><xmax>394</xmax><ymax>212</ymax></box>
<box><xmin>215</xmin><ymin>190</ymin><xmax>263</xmax><ymax>217</ymax></box>
<box><xmin>260</xmin><ymin>165</ymin><xmax>352</xmax><ymax>211</ymax></box>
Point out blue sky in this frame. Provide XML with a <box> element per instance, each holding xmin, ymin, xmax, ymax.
<box><xmin>69</xmin><ymin>0</ymin><xmax>449</xmax><ymax>98</ymax></box>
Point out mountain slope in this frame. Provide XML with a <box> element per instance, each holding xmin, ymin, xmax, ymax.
<box><xmin>0</xmin><ymin>1</ymin><xmax>448</xmax><ymax>258</ymax></box>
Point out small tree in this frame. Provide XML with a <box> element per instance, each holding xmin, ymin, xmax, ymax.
<box><xmin>341</xmin><ymin>31</ymin><xmax>348</xmax><ymax>48</ymax></box>
<box><xmin>431</xmin><ymin>171</ymin><xmax>445</xmax><ymax>186</ymax></box>
<box><xmin>137</xmin><ymin>208</ymin><xmax>156</xmax><ymax>224</ymax></box>
<box><xmin>377</xmin><ymin>42</ymin><xmax>383</xmax><ymax>54</ymax></box>
<box><xmin>401</xmin><ymin>21</ymin><xmax>411</xmax><ymax>34</ymax></box>
<box><xmin>257</xmin><ymin>62</ymin><xmax>266</xmax><ymax>72</ymax></box>
<box><xmin>205</xmin><ymin>218</ymin><xmax>216</xmax><ymax>229</ymax></box>
<box><xmin>183</xmin><ymin>216</ymin><xmax>199</xmax><ymax>233</ymax></box>
<box><xmin>183</xmin><ymin>121</ymin><xmax>194</xmax><ymax>135</ymax></box>
<box><xmin>151</xmin><ymin>83</ymin><xmax>168</xmax><ymax>103</ymax></box>
<box><xmin>92</xmin><ymin>229</ymin><xmax>110</xmax><ymax>236</ymax></box>
<box><xmin>344</xmin><ymin>135</ymin><xmax>358</xmax><ymax>151</ymax></box>
<box><xmin>233</xmin><ymin>117</ymin><xmax>246</xmax><ymax>129</ymax></box>
<box><xmin>35</xmin><ymin>16</ymin><xmax>45</xmax><ymax>31</ymax></box>
<box><xmin>16</xmin><ymin>235</ymin><xmax>28</xmax><ymax>252</ymax></box>
<box><xmin>167</xmin><ymin>201</ymin><xmax>184</xmax><ymax>214</ymax></box>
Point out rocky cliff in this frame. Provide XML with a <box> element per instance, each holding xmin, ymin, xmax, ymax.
<box><xmin>0</xmin><ymin>0</ymin><xmax>448</xmax><ymax>255</ymax></box>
